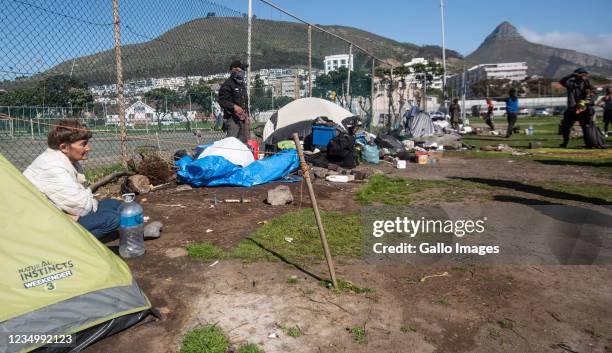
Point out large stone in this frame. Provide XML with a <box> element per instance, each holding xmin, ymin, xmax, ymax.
<box><xmin>266</xmin><ymin>185</ymin><xmax>293</xmax><ymax>206</ymax></box>
<box><xmin>127</xmin><ymin>175</ymin><xmax>151</xmax><ymax>194</ymax></box>
<box><xmin>311</xmin><ymin>167</ymin><xmax>328</xmax><ymax>179</ymax></box>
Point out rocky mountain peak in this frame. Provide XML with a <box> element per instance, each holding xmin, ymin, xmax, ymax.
<box><xmin>484</xmin><ymin>21</ymin><xmax>524</xmax><ymax>42</ymax></box>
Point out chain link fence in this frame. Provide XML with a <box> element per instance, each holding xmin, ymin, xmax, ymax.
<box><xmin>0</xmin><ymin>0</ymin><xmax>401</xmax><ymax>173</ymax></box>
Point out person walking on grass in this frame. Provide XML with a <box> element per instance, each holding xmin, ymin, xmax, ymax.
<box><xmin>483</xmin><ymin>97</ymin><xmax>496</xmax><ymax>130</ymax></box>
<box><xmin>449</xmin><ymin>98</ymin><xmax>461</xmax><ymax>130</ymax></box>
<box><xmin>597</xmin><ymin>87</ymin><xmax>612</xmax><ymax>137</ymax></box>
<box><xmin>218</xmin><ymin>60</ymin><xmax>249</xmax><ymax>143</ymax></box>
<box><xmin>559</xmin><ymin>68</ymin><xmax>594</xmax><ymax>148</ymax></box>
<box><xmin>505</xmin><ymin>88</ymin><xmax>519</xmax><ymax>137</ymax></box>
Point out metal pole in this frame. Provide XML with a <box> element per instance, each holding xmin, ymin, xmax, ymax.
<box><xmin>112</xmin><ymin>0</ymin><xmax>128</xmax><ymax>168</ymax></box>
<box><xmin>370</xmin><ymin>58</ymin><xmax>375</xmax><ymax>130</ymax></box>
<box><xmin>347</xmin><ymin>44</ymin><xmax>352</xmax><ymax>111</ymax></box>
<box><xmin>461</xmin><ymin>71</ymin><xmax>466</xmax><ymax>122</ymax></box>
<box><xmin>388</xmin><ymin>66</ymin><xmax>393</xmax><ymax>130</ymax></box>
<box><xmin>308</xmin><ymin>25</ymin><xmax>312</xmax><ymax>97</ymax></box>
<box><xmin>292</xmin><ymin>133</ymin><xmax>338</xmax><ymax>288</ymax></box>
<box><xmin>440</xmin><ymin>0</ymin><xmax>447</xmax><ymax>111</ymax></box>
<box><xmin>423</xmin><ymin>72</ymin><xmax>427</xmax><ymax>112</ymax></box>
<box><xmin>247</xmin><ymin>0</ymin><xmax>252</xmax><ymax>116</ymax></box>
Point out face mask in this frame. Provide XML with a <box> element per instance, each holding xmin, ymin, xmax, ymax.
<box><xmin>232</xmin><ymin>70</ymin><xmax>246</xmax><ymax>83</ymax></box>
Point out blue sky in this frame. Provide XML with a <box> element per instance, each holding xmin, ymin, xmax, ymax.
<box><xmin>2</xmin><ymin>0</ymin><xmax>611</xmax><ymax>81</ymax></box>
<box><xmin>244</xmin><ymin>0</ymin><xmax>612</xmax><ymax>59</ymax></box>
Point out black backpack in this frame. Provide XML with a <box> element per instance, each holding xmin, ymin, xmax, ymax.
<box><xmin>326</xmin><ymin>131</ymin><xmax>357</xmax><ymax>169</ymax></box>
<box><xmin>583</xmin><ymin>123</ymin><xmax>607</xmax><ymax>149</ymax></box>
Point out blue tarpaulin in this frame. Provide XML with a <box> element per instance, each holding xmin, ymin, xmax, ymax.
<box><xmin>176</xmin><ymin>149</ymin><xmax>300</xmax><ymax>187</ymax></box>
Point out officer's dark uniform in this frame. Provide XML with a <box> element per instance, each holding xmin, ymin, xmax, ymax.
<box><xmin>218</xmin><ymin>62</ymin><xmax>249</xmax><ymax>143</ymax></box>
<box><xmin>559</xmin><ymin>69</ymin><xmax>593</xmax><ymax>147</ymax></box>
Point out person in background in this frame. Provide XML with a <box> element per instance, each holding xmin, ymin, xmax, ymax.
<box><xmin>483</xmin><ymin>97</ymin><xmax>496</xmax><ymax>130</ymax></box>
<box><xmin>505</xmin><ymin>88</ymin><xmax>519</xmax><ymax>137</ymax></box>
<box><xmin>596</xmin><ymin>87</ymin><xmax>612</xmax><ymax>137</ymax></box>
<box><xmin>23</xmin><ymin>120</ymin><xmax>121</xmax><ymax>239</ymax></box>
<box><xmin>559</xmin><ymin>68</ymin><xmax>594</xmax><ymax>147</ymax></box>
<box><xmin>449</xmin><ymin>98</ymin><xmax>461</xmax><ymax>130</ymax></box>
<box><xmin>218</xmin><ymin>60</ymin><xmax>249</xmax><ymax>143</ymax></box>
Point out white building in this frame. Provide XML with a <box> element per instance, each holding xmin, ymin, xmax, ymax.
<box><xmin>447</xmin><ymin>62</ymin><xmax>528</xmax><ymax>97</ymax></box>
<box><xmin>402</xmin><ymin>57</ymin><xmax>445</xmax><ymax>90</ymax></box>
<box><xmin>324</xmin><ymin>54</ymin><xmax>353</xmax><ymax>74</ymax></box>
<box><xmin>125</xmin><ymin>100</ymin><xmax>155</xmax><ymax>124</ymax></box>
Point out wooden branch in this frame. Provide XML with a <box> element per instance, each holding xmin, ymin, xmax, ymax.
<box><xmin>90</xmin><ymin>171</ymin><xmax>133</xmax><ymax>193</ymax></box>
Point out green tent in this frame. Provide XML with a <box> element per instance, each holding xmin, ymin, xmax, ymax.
<box><xmin>0</xmin><ymin>153</ymin><xmax>151</xmax><ymax>353</ymax></box>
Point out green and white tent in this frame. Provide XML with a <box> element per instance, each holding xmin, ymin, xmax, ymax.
<box><xmin>0</xmin><ymin>154</ymin><xmax>151</xmax><ymax>353</ymax></box>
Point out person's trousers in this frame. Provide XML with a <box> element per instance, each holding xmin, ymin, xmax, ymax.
<box><xmin>78</xmin><ymin>199</ymin><xmax>122</xmax><ymax>240</ymax></box>
<box><xmin>506</xmin><ymin>113</ymin><xmax>517</xmax><ymax>137</ymax></box>
<box><xmin>484</xmin><ymin>114</ymin><xmax>495</xmax><ymax>130</ymax></box>
<box><xmin>604</xmin><ymin>110</ymin><xmax>611</xmax><ymax>132</ymax></box>
<box><xmin>561</xmin><ymin>110</ymin><xmax>590</xmax><ymax>145</ymax></box>
<box><xmin>225</xmin><ymin>117</ymin><xmax>247</xmax><ymax>143</ymax></box>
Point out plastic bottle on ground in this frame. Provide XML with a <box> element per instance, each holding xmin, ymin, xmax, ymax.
<box><xmin>119</xmin><ymin>193</ymin><xmax>145</xmax><ymax>258</ymax></box>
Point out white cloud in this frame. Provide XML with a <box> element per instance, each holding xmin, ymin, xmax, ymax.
<box><xmin>519</xmin><ymin>28</ymin><xmax>612</xmax><ymax>60</ymax></box>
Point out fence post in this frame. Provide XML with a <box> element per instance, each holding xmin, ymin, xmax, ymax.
<box><xmin>9</xmin><ymin>108</ymin><xmax>14</xmax><ymax>139</ymax></box>
<box><xmin>112</xmin><ymin>0</ymin><xmax>128</xmax><ymax>168</ymax></box>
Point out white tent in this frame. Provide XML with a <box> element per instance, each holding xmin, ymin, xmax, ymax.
<box><xmin>263</xmin><ymin>97</ymin><xmax>354</xmax><ymax>145</ymax></box>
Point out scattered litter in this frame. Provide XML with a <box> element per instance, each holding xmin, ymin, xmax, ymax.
<box><xmin>224</xmin><ymin>198</ymin><xmax>251</xmax><ymax>203</ymax></box>
<box><xmin>150</xmin><ymin>182</ymin><xmax>171</xmax><ymax>191</ymax></box>
<box><xmin>209</xmin><ymin>260</ymin><xmax>219</xmax><ymax>267</ymax></box>
<box><xmin>268</xmin><ymin>332</ymin><xmax>280</xmax><ymax>339</ymax></box>
<box><xmin>420</xmin><ymin>271</ymin><xmax>449</xmax><ymax>283</ymax></box>
<box><xmin>143</xmin><ymin>216</ymin><xmax>150</xmax><ymax>222</ymax></box>
<box><xmin>156</xmin><ymin>203</ymin><xmax>186</xmax><ymax>208</ymax></box>
<box><xmin>396</xmin><ymin>160</ymin><xmax>407</xmax><ymax>169</ymax></box>
<box><xmin>140</xmin><ymin>198</ymin><xmax>147</xmax><ymax>203</ymax></box>
<box><xmin>175</xmin><ymin>184</ymin><xmax>193</xmax><ymax>192</ymax></box>
<box><xmin>257</xmin><ymin>220</ymin><xmax>268</xmax><ymax>225</ymax></box>
<box><xmin>326</xmin><ymin>174</ymin><xmax>355</xmax><ymax>183</ymax></box>
<box><xmin>511</xmin><ymin>151</ymin><xmax>528</xmax><ymax>156</ymax></box>
<box><xmin>284</xmin><ymin>237</ymin><xmax>294</xmax><ymax>243</ymax></box>
<box><xmin>206</xmin><ymin>229</ymin><xmax>213</xmax><ymax>233</ymax></box>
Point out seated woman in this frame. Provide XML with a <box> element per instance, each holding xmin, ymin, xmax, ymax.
<box><xmin>23</xmin><ymin>119</ymin><xmax>122</xmax><ymax>239</ymax></box>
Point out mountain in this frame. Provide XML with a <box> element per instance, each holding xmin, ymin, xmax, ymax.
<box><xmin>466</xmin><ymin>22</ymin><xmax>612</xmax><ymax>78</ymax></box>
<box><xmin>37</xmin><ymin>17</ymin><xmax>465</xmax><ymax>86</ymax></box>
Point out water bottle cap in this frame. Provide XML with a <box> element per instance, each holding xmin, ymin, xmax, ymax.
<box><xmin>122</xmin><ymin>193</ymin><xmax>136</xmax><ymax>203</ymax></box>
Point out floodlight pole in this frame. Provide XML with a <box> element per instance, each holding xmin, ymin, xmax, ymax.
<box><xmin>347</xmin><ymin>44</ymin><xmax>352</xmax><ymax>111</ymax></box>
<box><xmin>440</xmin><ymin>0</ymin><xmax>448</xmax><ymax>112</ymax></box>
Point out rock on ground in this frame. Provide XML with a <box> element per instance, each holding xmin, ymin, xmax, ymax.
<box><xmin>266</xmin><ymin>185</ymin><xmax>293</xmax><ymax>206</ymax></box>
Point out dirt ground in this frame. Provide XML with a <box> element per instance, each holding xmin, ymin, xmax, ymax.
<box><xmin>86</xmin><ymin>154</ymin><xmax>612</xmax><ymax>353</ymax></box>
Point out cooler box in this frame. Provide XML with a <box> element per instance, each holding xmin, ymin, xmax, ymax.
<box><xmin>312</xmin><ymin>125</ymin><xmax>337</xmax><ymax>147</ymax></box>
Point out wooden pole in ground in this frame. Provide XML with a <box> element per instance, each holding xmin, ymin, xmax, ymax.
<box><xmin>112</xmin><ymin>0</ymin><xmax>127</xmax><ymax>168</ymax></box>
<box><xmin>292</xmin><ymin>133</ymin><xmax>338</xmax><ymax>288</ymax></box>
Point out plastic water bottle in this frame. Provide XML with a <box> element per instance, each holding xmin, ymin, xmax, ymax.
<box><xmin>119</xmin><ymin>193</ymin><xmax>145</xmax><ymax>258</ymax></box>
<box><xmin>527</xmin><ymin>124</ymin><xmax>534</xmax><ymax>135</ymax></box>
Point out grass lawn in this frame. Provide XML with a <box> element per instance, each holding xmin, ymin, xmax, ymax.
<box><xmin>452</xmin><ymin>116</ymin><xmax>612</xmax><ymax>174</ymax></box>
<box><xmin>187</xmin><ymin>208</ymin><xmax>363</xmax><ymax>264</ymax></box>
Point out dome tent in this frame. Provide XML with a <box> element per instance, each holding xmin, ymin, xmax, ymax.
<box><xmin>0</xmin><ymin>153</ymin><xmax>151</xmax><ymax>353</ymax></box>
<box><xmin>263</xmin><ymin>97</ymin><xmax>355</xmax><ymax>146</ymax></box>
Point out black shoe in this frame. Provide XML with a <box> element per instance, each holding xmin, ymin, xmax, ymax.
<box><xmin>559</xmin><ymin>143</ymin><xmax>568</xmax><ymax>148</ymax></box>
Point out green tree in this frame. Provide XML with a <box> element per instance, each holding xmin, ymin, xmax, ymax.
<box><xmin>145</xmin><ymin>87</ymin><xmax>180</xmax><ymax>129</ymax></box>
<box><xmin>0</xmin><ymin>75</ymin><xmax>92</xmax><ymax>108</ymax></box>
<box><xmin>186</xmin><ymin>83</ymin><xmax>214</xmax><ymax>114</ymax></box>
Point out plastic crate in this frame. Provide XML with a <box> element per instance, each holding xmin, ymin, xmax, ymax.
<box><xmin>312</xmin><ymin>125</ymin><xmax>337</xmax><ymax>147</ymax></box>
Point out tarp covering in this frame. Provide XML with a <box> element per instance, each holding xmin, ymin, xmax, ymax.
<box><xmin>196</xmin><ymin>137</ymin><xmax>254</xmax><ymax>167</ymax></box>
<box><xmin>405</xmin><ymin>111</ymin><xmax>436</xmax><ymax>138</ymax></box>
<box><xmin>263</xmin><ymin>97</ymin><xmax>353</xmax><ymax>145</ymax></box>
<box><xmin>176</xmin><ymin>149</ymin><xmax>300</xmax><ymax>187</ymax></box>
<box><xmin>0</xmin><ymin>153</ymin><xmax>150</xmax><ymax>353</ymax></box>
